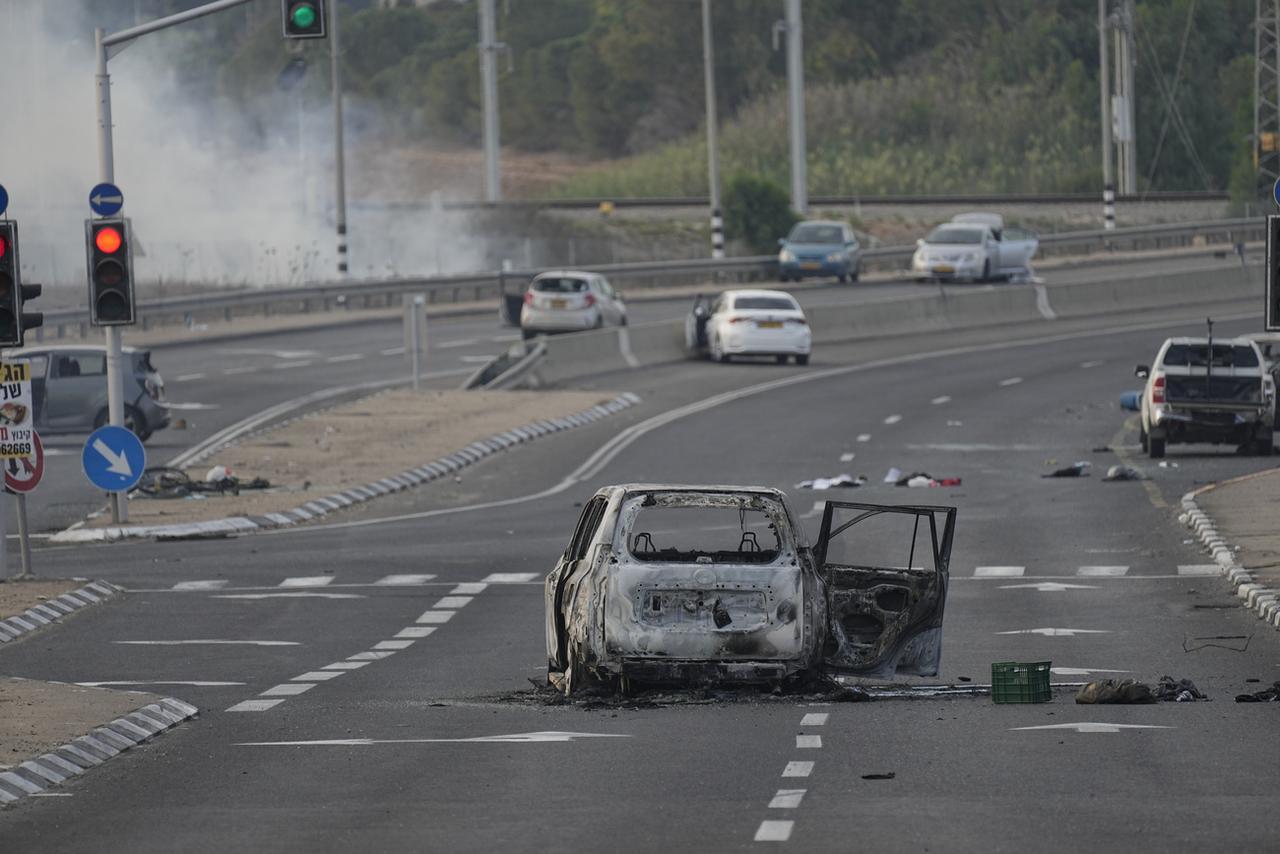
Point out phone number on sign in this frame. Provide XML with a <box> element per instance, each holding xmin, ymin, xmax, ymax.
<box><xmin>0</xmin><ymin>442</ymin><xmax>32</xmax><ymax>457</ymax></box>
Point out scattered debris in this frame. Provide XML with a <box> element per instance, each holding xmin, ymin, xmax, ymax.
<box><xmin>1091</xmin><ymin>446</ymin><xmax>1114</xmax><ymax>453</ymax></box>
<box><xmin>885</xmin><ymin>470</ymin><xmax>962</xmax><ymax>488</ymax></box>
<box><xmin>1075</xmin><ymin>679</ymin><xmax>1156</xmax><ymax>704</ymax></box>
<box><xmin>1157</xmin><ymin>460</ymin><xmax>1179</xmax><ymax>469</ymax></box>
<box><xmin>1102</xmin><ymin>465</ymin><xmax>1144</xmax><ymax>482</ymax></box>
<box><xmin>134</xmin><ymin>467</ymin><xmax>271</xmax><ymax>499</ymax></box>
<box><xmin>795</xmin><ymin>474</ymin><xmax>867</xmax><ymax>490</ymax></box>
<box><xmin>1155</xmin><ymin>676</ymin><xmax>1207</xmax><ymax>702</ymax></box>
<box><xmin>861</xmin><ymin>772</ymin><xmax>895</xmax><ymax>780</ymax></box>
<box><xmin>1235</xmin><ymin>681</ymin><xmax>1280</xmax><ymax>703</ymax></box>
<box><xmin>1043</xmin><ymin>461</ymin><xmax>1091</xmax><ymax>478</ymax></box>
<box><xmin>1183</xmin><ymin>634</ymin><xmax>1252</xmax><ymax>653</ymax></box>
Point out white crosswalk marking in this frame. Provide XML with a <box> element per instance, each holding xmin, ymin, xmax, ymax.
<box><xmin>416</xmin><ymin>611</ymin><xmax>454</xmax><ymax>624</ymax></box>
<box><xmin>395</xmin><ymin>627</ymin><xmax>437</xmax><ymax>639</ymax></box>
<box><xmin>769</xmin><ymin>789</ymin><xmax>807</xmax><ymax>809</ymax></box>
<box><xmin>172</xmin><ymin>580</ymin><xmax>228</xmax><ymax>590</ymax></box>
<box><xmin>433</xmin><ymin>596</ymin><xmax>473</xmax><ymax>609</ymax></box>
<box><xmin>293</xmin><ymin>672</ymin><xmax>343</xmax><ymax>681</ymax></box>
<box><xmin>279</xmin><ymin>576</ymin><xmax>333</xmax><ymax>587</ymax></box>
<box><xmin>374</xmin><ymin>574</ymin><xmax>436</xmax><ymax>586</ymax></box>
<box><xmin>374</xmin><ymin>640</ymin><xmax>415</xmax><ymax>650</ymax></box>
<box><xmin>321</xmin><ymin>661</ymin><xmax>369</xmax><ymax>671</ymax></box>
<box><xmin>975</xmin><ymin>566</ymin><xmax>1025</xmax><ymax>577</ymax></box>
<box><xmin>1077</xmin><ymin>566</ymin><xmax>1129</xmax><ymax>577</ymax></box>
<box><xmin>227</xmin><ymin>699</ymin><xmax>285</xmax><ymax>712</ymax></box>
<box><xmin>450</xmin><ymin>583</ymin><xmax>488</xmax><ymax>595</ymax></box>
<box><xmin>260</xmin><ymin>684</ymin><xmax>314</xmax><ymax>697</ymax></box>
<box><xmin>782</xmin><ymin>761</ymin><xmax>814</xmax><ymax>778</ymax></box>
<box><xmin>796</xmin><ymin>735</ymin><xmax>822</xmax><ymax>748</ymax></box>
<box><xmin>799</xmin><ymin>713</ymin><xmax>828</xmax><ymax>726</ymax></box>
<box><xmin>1177</xmin><ymin>565</ymin><xmax>1220</xmax><ymax>576</ymax></box>
<box><xmin>482</xmin><ymin>573</ymin><xmax>539</xmax><ymax>583</ymax></box>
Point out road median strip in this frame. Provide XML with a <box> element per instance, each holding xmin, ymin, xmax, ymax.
<box><xmin>0</xmin><ymin>581</ymin><xmax>124</xmax><ymax>645</ymax></box>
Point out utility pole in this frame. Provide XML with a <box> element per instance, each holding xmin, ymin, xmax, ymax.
<box><xmin>702</xmin><ymin>0</ymin><xmax>723</xmax><ymax>259</ymax></box>
<box><xmin>331</xmin><ymin>0</ymin><xmax>348</xmax><ymax>276</ymax></box>
<box><xmin>1112</xmin><ymin>0</ymin><xmax>1138</xmax><ymax>195</ymax></box>
<box><xmin>782</xmin><ymin>0</ymin><xmax>806</xmax><ymax>214</ymax></box>
<box><xmin>478</xmin><ymin>0</ymin><xmax>502</xmax><ymax>203</ymax></box>
<box><xmin>1099</xmin><ymin>0</ymin><xmax>1115</xmax><ymax>230</ymax></box>
<box><xmin>1255</xmin><ymin>0</ymin><xmax>1280</xmax><ymax>204</ymax></box>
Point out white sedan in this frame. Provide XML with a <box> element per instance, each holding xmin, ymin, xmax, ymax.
<box><xmin>911</xmin><ymin>213</ymin><xmax>1038</xmax><ymax>282</ymax></box>
<box><xmin>685</xmin><ymin>289</ymin><xmax>811</xmax><ymax>365</ymax></box>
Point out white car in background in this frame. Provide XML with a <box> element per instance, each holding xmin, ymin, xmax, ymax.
<box><xmin>911</xmin><ymin>213</ymin><xmax>1038</xmax><ymax>282</ymax></box>
<box><xmin>520</xmin><ymin>270</ymin><xmax>627</xmax><ymax>339</ymax></box>
<box><xmin>685</xmin><ymin>289</ymin><xmax>811</xmax><ymax>365</ymax></box>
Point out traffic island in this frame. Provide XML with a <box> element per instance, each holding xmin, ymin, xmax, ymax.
<box><xmin>53</xmin><ymin>388</ymin><xmax>640</xmax><ymax>543</ymax></box>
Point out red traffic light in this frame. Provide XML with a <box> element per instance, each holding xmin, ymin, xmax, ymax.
<box><xmin>95</xmin><ymin>226</ymin><xmax>122</xmax><ymax>254</ymax></box>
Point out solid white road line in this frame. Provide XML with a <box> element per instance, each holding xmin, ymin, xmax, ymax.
<box><xmin>260</xmin><ymin>683</ymin><xmax>314</xmax><ymax>697</ymax></box>
<box><xmin>396</xmin><ymin>627</ymin><xmax>437</xmax><ymax>639</ymax></box>
<box><xmin>325</xmin><ymin>354</ymin><xmax>365</xmax><ymax>363</ymax></box>
<box><xmin>883</xmin><ymin>414</ymin><xmax>902</xmax><ymax>425</ymax></box>
<box><xmin>374</xmin><ymin>574</ymin><xmax>437</xmax><ymax>586</ymax></box>
<box><xmin>796</xmin><ymin>735</ymin><xmax>822</xmax><ymax>749</ymax></box>
<box><xmin>930</xmin><ymin>395</ymin><xmax>951</xmax><ymax>405</ymax></box>
<box><xmin>1013</xmin><ymin>722</ymin><xmax>1173</xmax><ymax>733</ymax></box>
<box><xmin>433</xmin><ymin>596</ymin><xmax>473</xmax><ymax>609</ymax></box>
<box><xmin>416</xmin><ymin>611</ymin><xmax>454</xmax><ymax>624</ymax></box>
<box><xmin>381</xmin><ymin>347</ymin><xmax>405</xmax><ymax>356</ymax></box>
<box><xmin>322</xmin><ymin>661</ymin><xmax>370</xmax><ymax>671</ymax></box>
<box><xmin>273</xmin><ymin>360</ymin><xmax>313</xmax><ymax>370</ymax></box>
<box><xmin>1077</xmin><ymin>565</ymin><xmax>1129</xmax><ymax>577</ymax></box>
<box><xmin>999</xmin><ymin>582</ymin><xmax>1098</xmax><ymax>592</ymax></box>
<box><xmin>450</xmin><ymin>583</ymin><xmax>488</xmax><ymax>595</ymax></box>
<box><xmin>1050</xmin><ymin>668</ymin><xmax>1131</xmax><ymax>676</ymax></box>
<box><xmin>279</xmin><ymin>576</ymin><xmax>333</xmax><ymax>587</ymax></box>
<box><xmin>1177</xmin><ymin>564</ymin><xmax>1220</xmax><ymax>576</ymax></box>
<box><xmin>172</xmin><ymin>580</ymin><xmax>228</xmax><ymax>590</ymax></box>
<box><xmin>768</xmin><ymin>790</ymin><xmax>807</xmax><ymax>809</ymax></box>
<box><xmin>999</xmin><ymin>376</ymin><xmax>1023</xmax><ymax>386</ymax></box>
<box><xmin>974</xmin><ymin>566</ymin><xmax>1025</xmax><ymax>577</ymax></box>
<box><xmin>114</xmin><ymin>640</ymin><xmax>298</xmax><ymax>646</ymax></box>
<box><xmin>227</xmin><ymin>699</ymin><xmax>285</xmax><ymax>712</ymax></box>
<box><xmin>997</xmin><ymin>628</ymin><xmax>1111</xmax><ymax>637</ymax></box>
<box><xmin>799</xmin><ymin>713</ymin><xmax>828</xmax><ymax>726</ymax></box>
<box><xmin>754</xmin><ymin>821</ymin><xmax>794</xmax><ymax>842</ymax></box>
<box><xmin>782</xmin><ymin>761</ymin><xmax>814</xmax><ymax>778</ymax></box>
<box><xmin>76</xmin><ymin>681</ymin><xmax>245</xmax><ymax>687</ymax></box>
<box><xmin>293</xmin><ymin>671</ymin><xmax>343</xmax><ymax>681</ymax></box>
<box><xmin>482</xmin><ymin>572</ymin><xmax>539</xmax><ymax>583</ymax></box>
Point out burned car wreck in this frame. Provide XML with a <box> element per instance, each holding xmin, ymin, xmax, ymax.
<box><xmin>545</xmin><ymin>485</ymin><xmax>956</xmax><ymax>693</ymax></box>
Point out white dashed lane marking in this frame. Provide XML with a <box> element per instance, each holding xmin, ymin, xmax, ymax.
<box><xmin>883</xmin><ymin>414</ymin><xmax>902</xmax><ymax>425</ymax></box>
<box><xmin>754</xmin><ymin>821</ymin><xmax>794</xmax><ymax>842</ymax></box>
<box><xmin>273</xmin><ymin>360</ymin><xmax>313</xmax><ymax>370</ymax></box>
<box><xmin>436</xmin><ymin>338</ymin><xmax>478</xmax><ymax>349</ymax></box>
<box><xmin>374</xmin><ymin>574</ymin><xmax>437</xmax><ymax>586</ymax></box>
<box><xmin>1080</xmin><ymin>360</ymin><xmax>1104</xmax><ymax>368</ymax></box>
<box><xmin>450</xmin><ymin>583</ymin><xmax>488</xmax><ymax>595</ymax></box>
<box><xmin>769</xmin><ymin>790</ymin><xmax>807</xmax><ymax>809</ymax></box>
<box><xmin>998</xmin><ymin>376</ymin><xmax>1023</xmax><ymax>386</ymax></box>
<box><xmin>416</xmin><ymin>611</ymin><xmax>455</xmax><ymax>624</ymax></box>
<box><xmin>1178</xmin><ymin>565</ymin><xmax>1219</xmax><ymax>576</ymax></box>
<box><xmin>856</xmin><ymin>434</ymin><xmax>871</xmax><ymax>443</ymax></box>
<box><xmin>172</xmin><ymin>580</ymin><xmax>228</xmax><ymax>590</ymax></box>
<box><xmin>799</xmin><ymin>713</ymin><xmax>828</xmax><ymax>726</ymax></box>
<box><xmin>839</xmin><ymin>452</ymin><xmax>854</xmax><ymax>462</ymax></box>
<box><xmin>322</xmin><ymin>661</ymin><xmax>369</xmax><ymax>671</ymax></box>
<box><xmin>293</xmin><ymin>672</ymin><xmax>343</xmax><ymax>681</ymax></box>
<box><xmin>975</xmin><ymin>566</ymin><xmax>1025</xmax><ymax>577</ymax></box>
<box><xmin>374</xmin><ymin>640</ymin><xmax>415</xmax><ymax>650</ymax></box>
<box><xmin>214</xmin><ymin>592</ymin><xmax>364</xmax><ymax>600</ymax></box>
<box><xmin>260</xmin><ymin>684</ymin><xmax>314</xmax><ymax>697</ymax></box>
<box><xmin>381</xmin><ymin>347</ymin><xmax>405</xmax><ymax>356</ymax></box>
<box><xmin>174</xmin><ymin>373</ymin><xmax>206</xmax><ymax>382</ymax></box>
<box><xmin>795</xmin><ymin>735</ymin><xmax>822</xmax><ymax>749</ymax></box>
<box><xmin>433</xmin><ymin>596</ymin><xmax>473</xmax><ymax>609</ymax></box>
<box><xmin>223</xmin><ymin>366</ymin><xmax>256</xmax><ymax>376</ymax></box>
<box><xmin>227</xmin><ymin>699</ymin><xmax>285</xmax><ymax>712</ymax></box>
<box><xmin>325</xmin><ymin>353</ymin><xmax>365</xmax><ymax>363</ymax></box>
<box><xmin>782</xmin><ymin>761</ymin><xmax>814</xmax><ymax>778</ymax></box>
<box><xmin>279</xmin><ymin>576</ymin><xmax>333</xmax><ymax>588</ymax></box>
<box><xmin>930</xmin><ymin>395</ymin><xmax>951</xmax><ymax>405</ymax></box>
<box><xmin>396</xmin><ymin>627</ymin><xmax>437</xmax><ymax>639</ymax></box>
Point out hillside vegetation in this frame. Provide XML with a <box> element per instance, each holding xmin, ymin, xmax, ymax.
<box><xmin>97</xmin><ymin>0</ymin><xmax>1257</xmax><ymax>197</ymax></box>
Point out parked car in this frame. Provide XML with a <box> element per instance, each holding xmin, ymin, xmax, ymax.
<box><xmin>520</xmin><ymin>270</ymin><xmax>627</xmax><ymax>340</ymax></box>
<box><xmin>685</xmin><ymin>289</ymin><xmax>811</xmax><ymax>365</ymax></box>
<box><xmin>545</xmin><ymin>484</ymin><xmax>956</xmax><ymax>692</ymax></box>
<box><xmin>1136</xmin><ymin>336</ymin><xmax>1276</xmax><ymax>457</ymax></box>
<box><xmin>911</xmin><ymin>213</ymin><xmax>1038</xmax><ymax>282</ymax></box>
<box><xmin>778</xmin><ymin>220</ymin><xmax>863</xmax><ymax>283</ymax></box>
<box><xmin>10</xmin><ymin>345</ymin><xmax>170</xmax><ymax>441</ymax></box>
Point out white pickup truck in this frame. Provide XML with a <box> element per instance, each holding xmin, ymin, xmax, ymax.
<box><xmin>1137</xmin><ymin>336</ymin><xmax>1277</xmax><ymax>458</ymax></box>
<box><xmin>911</xmin><ymin>213</ymin><xmax>1038</xmax><ymax>283</ymax></box>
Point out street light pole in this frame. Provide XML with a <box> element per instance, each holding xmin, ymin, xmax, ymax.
<box><xmin>478</xmin><ymin>0</ymin><xmax>502</xmax><ymax>203</ymax></box>
<box><xmin>331</xmin><ymin>0</ymin><xmax>348</xmax><ymax>276</ymax></box>
<box><xmin>701</xmin><ymin>0</ymin><xmax>723</xmax><ymax>259</ymax></box>
<box><xmin>783</xmin><ymin>0</ymin><xmax>806</xmax><ymax>214</ymax></box>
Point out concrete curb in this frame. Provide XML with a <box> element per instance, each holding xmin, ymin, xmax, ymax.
<box><xmin>0</xmin><ymin>581</ymin><xmax>124</xmax><ymax>645</ymax></box>
<box><xmin>51</xmin><ymin>393</ymin><xmax>642</xmax><ymax>543</ymax></box>
<box><xmin>1179</xmin><ymin>475</ymin><xmax>1280</xmax><ymax>630</ymax></box>
<box><xmin>0</xmin><ymin>692</ymin><xmax>198</xmax><ymax>807</ymax></box>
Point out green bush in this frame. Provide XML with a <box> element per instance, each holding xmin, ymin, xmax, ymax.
<box><xmin>723</xmin><ymin>176</ymin><xmax>798</xmax><ymax>254</ymax></box>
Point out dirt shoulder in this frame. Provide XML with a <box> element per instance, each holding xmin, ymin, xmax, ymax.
<box><xmin>101</xmin><ymin>388</ymin><xmax>616</xmax><ymax>528</ymax></box>
<box><xmin>1197</xmin><ymin>467</ymin><xmax>1280</xmax><ymax>588</ymax></box>
<box><xmin>0</xmin><ymin>677</ymin><xmax>159</xmax><ymax>771</ymax></box>
<box><xmin>0</xmin><ymin>579</ymin><xmax>82</xmax><ymax>621</ymax></box>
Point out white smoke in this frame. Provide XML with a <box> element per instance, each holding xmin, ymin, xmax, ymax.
<box><xmin>0</xmin><ymin>0</ymin><xmax>490</xmax><ymax>302</ymax></box>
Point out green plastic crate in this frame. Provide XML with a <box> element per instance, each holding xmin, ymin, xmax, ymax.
<box><xmin>991</xmin><ymin>661</ymin><xmax>1052</xmax><ymax>704</ymax></box>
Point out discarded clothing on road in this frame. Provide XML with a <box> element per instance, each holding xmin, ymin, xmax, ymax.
<box><xmin>1043</xmin><ymin>461</ymin><xmax>1091</xmax><ymax>478</ymax></box>
<box><xmin>134</xmin><ymin>466</ymin><xmax>272</xmax><ymax>499</ymax></box>
<box><xmin>1075</xmin><ymin>678</ymin><xmax>1156</xmax><ymax>704</ymax></box>
<box><xmin>1102</xmin><ymin>465</ymin><xmax>1144</xmax><ymax>482</ymax></box>
<box><xmin>1155</xmin><ymin>676</ymin><xmax>1206</xmax><ymax>702</ymax></box>
<box><xmin>884</xmin><ymin>470</ymin><xmax>962</xmax><ymax>488</ymax></box>
<box><xmin>1235</xmin><ymin>681</ymin><xmax>1280</xmax><ymax>702</ymax></box>
<box><xmin>795</xmin><ymin>474</ymin><xmax>867</xmax><ymax>490</ymax></box>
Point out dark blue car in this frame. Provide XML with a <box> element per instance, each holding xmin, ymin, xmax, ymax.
<box><xmin>778</xmin><ymin>220</ymin><xmax>863</xmax><ymax>283</ymax></box>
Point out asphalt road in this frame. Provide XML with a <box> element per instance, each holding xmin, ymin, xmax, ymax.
<box><xmin>0</xmin><ymin>279</ymin><xmax>1276</xmax><ymax>851</ymax></box>
<box><xmin>19</xmin><ymin>250</ymin><xmax>1256</xmax><ymax>535</ymax></box>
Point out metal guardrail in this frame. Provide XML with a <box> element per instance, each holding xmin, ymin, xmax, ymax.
<box><xmin>434</xmin><ymin>190</ymin><xmax>1230</xmax><ymax>212</ymax></box>
<box><xmin>34</xmin><ymin>217</ymin><xmax>1264</xmax><ymax>340</ymax></box>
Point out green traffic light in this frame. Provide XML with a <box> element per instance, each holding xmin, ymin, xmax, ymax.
<box><xmin>291</xmin><ymin>4</ymin><xmax>317</xmax><ymax>29</ymax></box>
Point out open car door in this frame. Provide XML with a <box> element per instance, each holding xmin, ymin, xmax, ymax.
<box><xmin>814</xmin><ymin>502</ymin><xmax>956</xmax><ymax>678</ymax></box>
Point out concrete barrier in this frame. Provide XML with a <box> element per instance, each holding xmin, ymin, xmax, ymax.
<box><xmin>1043</xmin><ymin>262</ymin><xmax>1260</xmax><ymax>320</ymax></box>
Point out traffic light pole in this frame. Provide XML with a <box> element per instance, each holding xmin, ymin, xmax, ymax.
<box><xmin>93</xmin><ymin>0</ymin><xmax>257</xmax><ymax>524</ymax></box>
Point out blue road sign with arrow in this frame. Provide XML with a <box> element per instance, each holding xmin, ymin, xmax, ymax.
<box><xmin>0</xmin><ymin>184</ymin><xmax>9</xmax><ymax>215</ymax></box>
<box><xmin>89</xmin><ymin>182</ymin><xmax>124</xmax><ymax>217</ymax></box>
<box><xmin>82</xmin><ymin>425</ymin><xmax>145</xmax><ymax>492</ymax></box>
